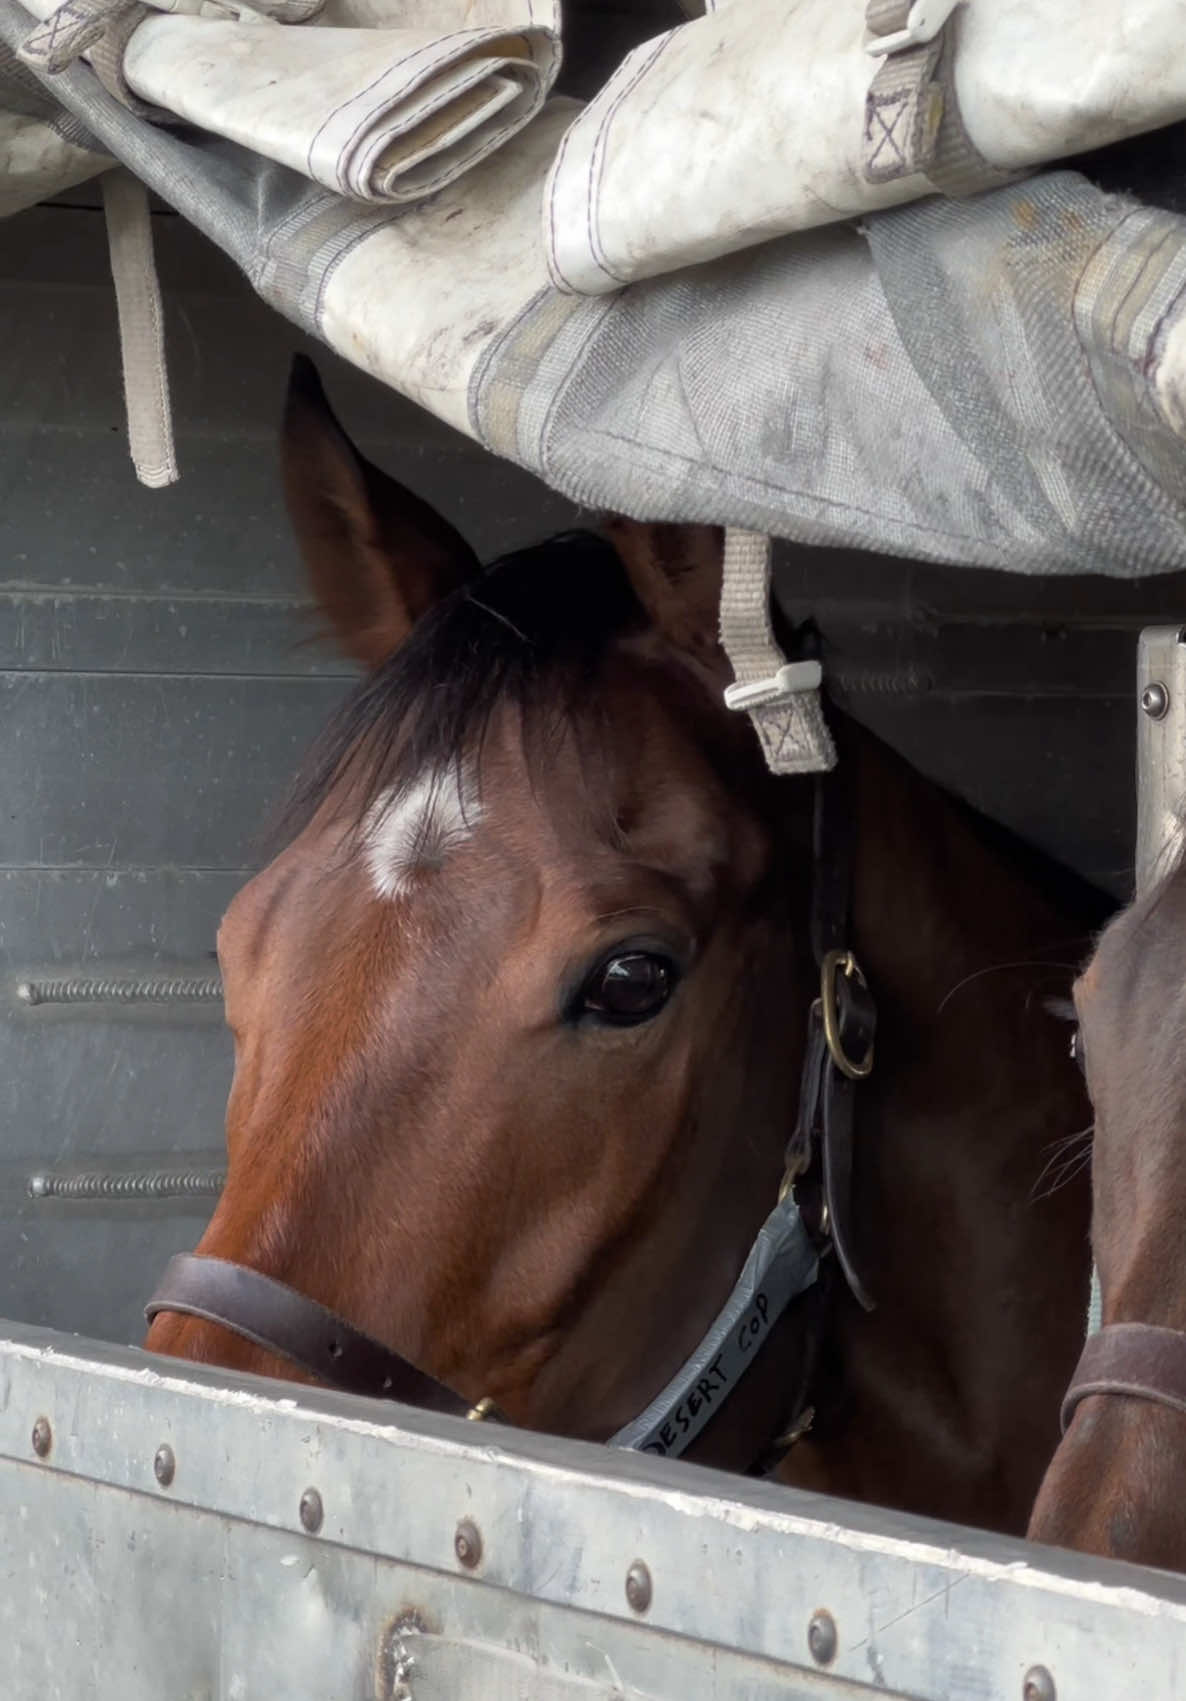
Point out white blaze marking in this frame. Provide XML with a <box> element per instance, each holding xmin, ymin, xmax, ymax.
<box><xmin>363</xmin><ymin>767</ymin><xmax>481</xmax><ymax>899</ymax></box>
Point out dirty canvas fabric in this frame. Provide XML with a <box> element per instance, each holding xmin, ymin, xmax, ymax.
<box><xmin>544</xmin><ymin>0</ymin><xmax>1186</xmax><ymax>293</ymax></box>
<box><xmin>481</xmin><ymin>176</ymin><xmax>1186</xmax><ymax>575</ymax></box>
<box><xmin>16</xmin><ymin>0</ymin><xmax>559</xmax><ymax>204</ymax></box>
<box><xmin>3</xmin><ymin>0</ymin><xmax>1186</xmax><ymax>576</ymax></box>
<box><xmin>12</xmin><ymin>0</ymin><xmax>1186</xmax><ymax>277</ymax></box>
<box><xmin>0</xmin><ymin>37</ymin><xmax>109</xmax><ymax>214</ymax></box>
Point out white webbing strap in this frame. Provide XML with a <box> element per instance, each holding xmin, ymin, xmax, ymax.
<box><xmin>19</xmin><ymin>0</ymin><xmax>322</xmax><ymax>90</ymax></box>
<box><xmin>862</xmin><ymin>0</ymin><xmax>1014</xmax><ymax>197</ymax></box>
<box><xmin>18</xmin><ymin>0</ymin><xmax>177</xmax><ymax>489</ymax></box>
<box><xmin>719</xmin><ymin>528</ymin><xmax>836</xmax><ymax>776</ymax></box>
<box><xmin>18</xmin><ymin>0</ymin><xmax>129</xmax><ymax>73</ymax></box>
<box><xmin>20</xmin><ymin>0</ymin><xmax>166</xmax><ymax>117</ymax></box>
<box><xmin>101</xmin><ymin>167</ymin><xmax>178</xmax><ymax>489</ymax></box>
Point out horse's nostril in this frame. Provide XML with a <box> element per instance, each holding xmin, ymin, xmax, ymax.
<box><xmin>328</xmin><ymin>1340</ymin><xmax>343</xmax><ymax>1359</ymax></box>
<box><xmin>381</xmin><ymin>1376</ymin><xmax>393</xmax><ymax>1393</ymax></box>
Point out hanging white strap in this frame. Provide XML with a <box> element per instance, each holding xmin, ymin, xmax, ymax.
<box><xmin>719</xmin><ymin>529</ymin><xmax>835</xmax><ymax>776</ymax></box>
<box><xmin>101</xmin><ymin>167</ymin><xmax>178</xmax><ymax>489</ymax></box>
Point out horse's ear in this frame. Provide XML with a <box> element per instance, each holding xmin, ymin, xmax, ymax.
<box><xmin>281</xmin><ymin>355</ymin><xmax>479</xmax><ymax>668</ymax></box>
<box><xmin>602</xmin><ymin>518</ymin><xmax>724</xmax><ymax>667</ymax></box>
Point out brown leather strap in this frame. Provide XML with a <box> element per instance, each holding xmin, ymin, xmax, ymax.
<box><xmin>809</xmin><ymin>770</ymin><xmax>877</xmax><ymax>1312</ymax></box>
<box><xmin>146</xmin><ymin>1253</ymin><xmax>482</xmax><ymax>1419</ymax></box>
<box><xmin>1062</xmin><ymin>1322</ymin><xmax>1186</xmax><ymax>1432</ymax></box>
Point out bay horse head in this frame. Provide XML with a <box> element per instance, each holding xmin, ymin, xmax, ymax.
<box><xmin>144</xmin><ymin>356</ymin><xmax>817</xmax><ymax>1468</ymax></box>
<box><xmin>147</xmin><ymin>358</ymin><xmax>1102</xmax><ymax>1521</ymax></box>
<box><xmin>1030</xmin><ymin>854</ymin><xmax>1186</xmax><ymax>1571</ymax></box>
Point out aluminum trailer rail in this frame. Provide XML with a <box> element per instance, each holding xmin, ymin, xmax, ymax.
<box><xmin>0</xmin><ymin>1319</ymin><xmax>1183</xmax><ymax>1700</ymax></box>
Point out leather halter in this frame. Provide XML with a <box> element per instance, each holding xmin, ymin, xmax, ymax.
<box><xmin>145</xmin><ymin>767</ymin><xmax>875</xmax><ymax>1461</ymax></box>
<box><xmin>782</xmin><ymin>768</ymin><xmax>877</xmax><ymax>1312</ymax></box>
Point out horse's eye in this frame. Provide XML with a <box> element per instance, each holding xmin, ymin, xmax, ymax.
<box><xmin>581</xmin><ymin>953</ymin><xmax>674</xmax><ymax>1025</ymax></box>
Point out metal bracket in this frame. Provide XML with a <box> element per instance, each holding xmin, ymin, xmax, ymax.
<box><xmin>1136</xmin><ymin>626</ymin><xmax>1186</xmax><ymax>898</ymax></box>
<box><xmin>723</xmin><ymin>660</ymin><xmax>823</xmax><ymax>714</ymax></box>
<box><xmin>865</xmin><ymin>0</ymin><xmax>960</xmax><ymax>56</ymax></box>
<box><xmin>1089</xmin><ymin>623</ymin><xmax>1186</xmax><ymax>1338</ymax></box>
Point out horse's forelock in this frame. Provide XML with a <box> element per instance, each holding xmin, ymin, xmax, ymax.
<box><xmin>265</xmin><ymin>530</ymin><xmax>641</xmax><ymax>856</ymax></box>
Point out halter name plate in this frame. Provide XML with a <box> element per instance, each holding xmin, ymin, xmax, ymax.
<box><xmin>609</xmin><ymin>1191</ymin><xmax>819</xmax><ymax>1459</ymax></box>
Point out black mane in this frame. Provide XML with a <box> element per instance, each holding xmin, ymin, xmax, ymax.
<box><xmin>275</xmin><ymin>529</ymin><xmax>642</xmax><ymax>843</ymax></box>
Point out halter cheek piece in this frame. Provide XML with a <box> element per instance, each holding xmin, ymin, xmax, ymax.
<box><xmin>145</xmin><ymin>771</ymin><xmax>876</xmax><ymax>1466</ymax></box>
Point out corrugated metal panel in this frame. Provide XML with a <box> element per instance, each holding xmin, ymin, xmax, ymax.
<box><xmin>0</xmin><ymin>199</ymin><xmax>579</xmax><ymax>1346</ymax></box>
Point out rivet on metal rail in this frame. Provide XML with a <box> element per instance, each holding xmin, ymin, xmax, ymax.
<box><xmin>624</xmin><ymin>1560</ymin><xmax>652</xmax><ymax>1614</ymax></box>
<box><xmin>454</xmin><ymin>1518</ymin><xmax>482</xmax><ymax>1569</ymax></box>
<box><xmin>807</xmin><ymin>1608</ymin><xmax>838</xmax><ymax>1665</ymax></box>
<box><xmin>1142</xmin><ymin>681</ymin><xmax>1170</xmax><ymax>720</ymax></box>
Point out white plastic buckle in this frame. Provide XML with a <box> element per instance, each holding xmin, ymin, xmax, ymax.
<box><xmin>866</xmin><ymin>0</ymin><xmax>959</xmax><ymax>56</ymax></box>
<box><xmin>723</xmin><ymin>659</ymin><xmax>822</xmax><ymax>714</ymax></box>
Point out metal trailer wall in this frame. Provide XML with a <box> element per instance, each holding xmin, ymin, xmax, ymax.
<box><xmin>0</xmin><ymin>195</ymin><xmax>578</xmax><ymax>1347</ymax></box>
<box><xmin>4</xmin><ymin>186</ymin><xmax>1186</xmax><ymax>1353</ymax></box>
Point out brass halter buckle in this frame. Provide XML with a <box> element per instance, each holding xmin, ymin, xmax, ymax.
<box><xmin>820</xmin><ymin>949</ymin><xmax>875</xmax><ymax>1081</ymax></box>
<box><xmin>466</xmin><ymin>1396</ymin><xmax>497</xmax><ymax>1422</ymax></box>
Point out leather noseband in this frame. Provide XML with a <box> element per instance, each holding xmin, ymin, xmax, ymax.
<box><xmin>146</xmin><ymin>1253</ymin><xmax>498</xmax><ymax>1421</ymax></box>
